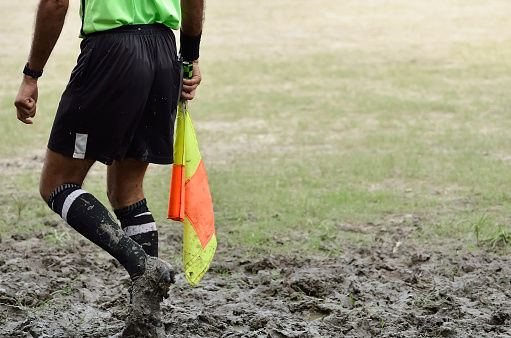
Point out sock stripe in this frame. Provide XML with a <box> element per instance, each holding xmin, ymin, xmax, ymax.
<box><xmin>62</xmin><ymin>189</ymin><xmax>87</xmax><ymax>222</ymax></box>
<box><xmin>134</xmin><ymin>212</ymin><xmax>152</xmax><ymax>218</ymax></box>
<box><xmin>120</xmin><ymin>215</ymin><xmax>154</xmax><ymax>227</ymax></box>
<box><xmin>124</xmin><ymin>222</ymin><xmax>157</xmax><ymax>237</ymax></box>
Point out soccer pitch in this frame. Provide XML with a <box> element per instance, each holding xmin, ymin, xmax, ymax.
<box><xmin>1</xmin><ymin>1</ymin><xmax>511</xmax><ymax>336</ymax></box>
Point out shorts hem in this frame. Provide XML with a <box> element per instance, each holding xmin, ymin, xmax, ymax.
<box><xmin>48</xmin><ymin>142</ymin><xmax>173</xmax><ymax>165</ymax></box>
<box><xmin>115</xmin><ymin>154</ymin><xmax>174</xmax><ymax>165</ymax></box>
<box><xmin>48</xmin><ymin>142</ymin><xmax>113</xmax><ymax>165</ymax></box>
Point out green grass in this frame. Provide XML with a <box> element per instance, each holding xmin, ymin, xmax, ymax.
<box><xmin>2</xmin><ymin>0</ymin><xmax>511</xmax><ymax>257</ymax></box>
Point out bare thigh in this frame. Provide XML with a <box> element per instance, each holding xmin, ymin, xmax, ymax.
<box><xmin>107</xmin><ymin>158</ymin><xmax>149</xmax><ymax>210</ymax></box>
<box><xmin>39</xmin><ymin>149</ymin><xmax>95</xmax><ymax>202</ymax></box>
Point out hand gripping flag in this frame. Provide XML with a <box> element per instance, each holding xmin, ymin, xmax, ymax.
<box><xmin>168</xmin><ymin>64</ymin><xmax>216</xmax><ymax>286</ymax></box>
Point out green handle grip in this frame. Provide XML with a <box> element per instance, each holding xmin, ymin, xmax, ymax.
<box><xmin>183</xmin><ymin>61</ymin><xmax>193</xmax><ymax>80</ymax></box>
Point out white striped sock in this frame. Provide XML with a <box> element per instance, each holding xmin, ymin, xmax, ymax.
<box><xmin>123</xmin><ymin>222</ymin><xmax>157</xmax><ymax>237</ymax></box>
<box><xmin>61</xmin><ymin>189</ymin><xmax>87</xmax><ymax>222</ymax></box>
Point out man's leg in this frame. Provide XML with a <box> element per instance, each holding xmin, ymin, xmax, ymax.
<box><xmin>107</xmin><ymin>159</ymin><xmax>159</xmax><ymax>257</ymax></box>
<box><xmin>40</xmin><ymin>149</ymin><xmax>148</xmax><ymax>280</ymax></box>
<box><xmin>106</xmin><ymin>158</ymin><xmax>173</xmax><ymax>336</ymax></box>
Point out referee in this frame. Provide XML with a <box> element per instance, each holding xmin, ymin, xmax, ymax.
<box><xmin>14</xmin><ymin>0</ymin><xmax>204</xmax><ymax>336</ymax></box>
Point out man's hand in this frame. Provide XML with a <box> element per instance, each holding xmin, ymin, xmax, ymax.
<box><xmin>14</xmin><ymin>76</ymin><xmax>39</xmax><ymax>124</ymax></box>
<box><xmin>181</xmin><ymin>59</ymin><xmax>202</xmax><ymax>101</ymax></box>
<box><xmin>14</xmin><ymin>0</ymin><xmax>69</xmax><ymax>124</ymax></box>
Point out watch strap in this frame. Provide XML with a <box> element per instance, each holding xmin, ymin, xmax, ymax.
<box><xmin>23</xmin><ymin>62</ymin><xmax>43</xmax><ymax>78</ymax></box>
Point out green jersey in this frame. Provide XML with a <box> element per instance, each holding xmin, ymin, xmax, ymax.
<box><xmin>79</xmin><ymin>0</ymin><xmax>181</xmax><ymax>36</ymax></box>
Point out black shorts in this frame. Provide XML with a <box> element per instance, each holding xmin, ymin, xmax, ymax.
<box><xmin>48</xmin><ymin>24</ymin><xmax>183</xmax><ymax>165</ymax></box>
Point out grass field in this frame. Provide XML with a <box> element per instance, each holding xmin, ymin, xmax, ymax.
<box><xmin>3</xmin><ymin>1</ymin><xmax>511</xmax><ymax>337</ymax></box>
<box><xmin>2</xmin><ymin>0</ymin><xmax>511</xmax><ymax>255</ymax></box>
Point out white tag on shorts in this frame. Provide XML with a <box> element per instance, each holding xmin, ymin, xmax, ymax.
<box><xmin>73</xmin><ymin>133</ymin><xmax>88</xmax><ymax>159</ymax></box>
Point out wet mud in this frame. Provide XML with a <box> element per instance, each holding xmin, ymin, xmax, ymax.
<box><xmin>1</xmin><ymin>223</ymin><xmax>510</xmax><ymax>338</ymax></box>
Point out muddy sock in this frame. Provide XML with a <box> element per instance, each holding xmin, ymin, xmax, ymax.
<box><xmin>114</xmin><ymin>199</ymin><xmax>159</xmax><ymax>257</ymax></box>
<box><xmin>47</xmin><ymin>183</ymin><xmax>147</xmax><ymax>280</ymax></box>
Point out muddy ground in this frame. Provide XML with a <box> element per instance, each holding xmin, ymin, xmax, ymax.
<box><xmin>1</xmin><ymin>220</ymin><xmax>510</xmax><ymax>338</ymax></box>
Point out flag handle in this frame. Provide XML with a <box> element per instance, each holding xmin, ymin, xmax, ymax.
<box><xmin>183</xmin><ymin>61</ymin><xmax>193</xmax><ymax>80</ymax></box>
<box><xmin>181</xmin><ymin>61</ymin><xmax>193</xmax><ymax>110</ymax></box>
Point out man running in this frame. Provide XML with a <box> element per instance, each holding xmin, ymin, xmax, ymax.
<box><xmin>14</xmin><ymin>0</ymin><xmax>204</xmax><ymax>336</ymax></box>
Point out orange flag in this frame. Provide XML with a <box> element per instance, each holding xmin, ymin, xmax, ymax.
<box><xmin>168</xmin><ymin>101</ymin><xmax>216</xmax><ymax>286</ymax></box>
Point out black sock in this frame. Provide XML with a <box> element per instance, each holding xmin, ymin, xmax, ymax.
<box><xmin>47</xmin><ymin>184</ymin><xmax>147</xmax><ymax>280</ymax></box>
<box><xmin>114</xmin><ymin>199</ymin><xmax>158</xmax><ymax>257</ymax></box>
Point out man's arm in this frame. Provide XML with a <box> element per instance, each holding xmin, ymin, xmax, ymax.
<box><xmin>14</xmin><ymin>0</ymin><xmax>69</xmax><ymax>124</ymax></box>
<box><xmin>181</xmin><ymin>0</ymin><xmax>204</xmax><ymax>37</ymax></box>
<box><xmin>180</xmin><ymin>0</ymin><xmax>205</xmax><ymax>101</ymax></box>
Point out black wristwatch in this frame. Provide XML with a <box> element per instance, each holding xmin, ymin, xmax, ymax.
<box><xmin>23</xmin><ymin>62</ymin><xmax>43</xmax><ymax>78</ymax></box>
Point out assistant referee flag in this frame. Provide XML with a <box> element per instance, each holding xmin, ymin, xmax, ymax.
<box><xmin>168</xmin><ymin>101</ymin><xmax>216</xmax><ymax>286</ymax></box>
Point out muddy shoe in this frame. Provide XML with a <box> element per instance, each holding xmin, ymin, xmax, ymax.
<box><xmin>120</xmin><ymin>257</ymin><xmax>175</xmax><ymax>338</ymax></box>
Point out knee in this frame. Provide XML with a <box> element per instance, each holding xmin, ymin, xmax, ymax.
<box><xmin>106</xmin><ymin>183</ymin><xmax>145</xmax><ymax>210</ymax></box>
<box><xmin>39</xmin><ymin>149</ymin><xmax>93</xmax><ymax>204</ymax></box>
<box><xmin>107</xmin><ymin>184</ymin><xmax>124</xmax><ymax>208</ymax></box>
<box><xmin>106</xmin><ymin>186</ymin><xmax>128</xmax><ymax>210</ymax></box>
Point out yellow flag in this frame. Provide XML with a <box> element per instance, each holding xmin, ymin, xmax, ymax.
<box><xmin>168</xmin><ymin>102</ymin><xmax>217</xmax><ymax>286</ymax></box>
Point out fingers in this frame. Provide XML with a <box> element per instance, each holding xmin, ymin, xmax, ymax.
<box><xmin>19</xmin><ymin>118</ymin><xmax>34</xmax><ymax>125</ymax></box>
<box><xmin>181</xmin><ymin>76</ymin><xmax>201</xmax><ymax>101</ymax></box>
<box><xmin>14</xmin><ymin>77</ymin><xmax>39</xmax><ymax>124</ymax></box>
<box><xmin>181</xmin><ymin>60</ymin><xmax>201</xmax><ymax>101</ymax></box>
<box><xmin>181</xmin><ymin>88</ymin><xmax>196</xmax><ymax>101</ymax></box>
<box><xmin>15</xmin><ymin>98</ymin><xmax>36</xmax><ymax>124</ymax></box>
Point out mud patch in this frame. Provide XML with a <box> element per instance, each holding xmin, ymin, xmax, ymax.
<box><xmin>1</xmin><ymin>224</ymin><xmax>510</xmax><ymax>338</ymax></box>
